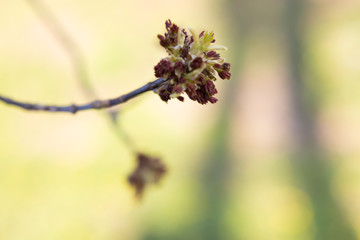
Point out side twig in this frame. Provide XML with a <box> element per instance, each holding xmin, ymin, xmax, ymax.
<box><xmin>27</xmin><ymin>0</ymin><xmax>96</xmax><ymax>99</ymax></box>
<box><xmin>26</xmin><ymin>0</ymin><xmax>139</xmax><ymax>149</ymax></box>
<box><xmin>0</xmin><ymin>78</ymin><xmax>165</xmax><ymax>114</ymax></box>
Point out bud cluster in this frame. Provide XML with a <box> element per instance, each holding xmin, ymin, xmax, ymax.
<box><xmin>128</xmin><ymin>153</ymin><xmax>167</xmax><ymax>198</ymax></box>
<box><xmin>154</xmin><ymin>20</ymin><xmax>231</xmax><ymax>104</ymax></box>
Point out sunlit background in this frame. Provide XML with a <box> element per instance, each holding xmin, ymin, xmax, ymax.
<box><xmin>0</xmin><ymin>0</ymin><xmax>360</xmax><ymax>239</ymax></box>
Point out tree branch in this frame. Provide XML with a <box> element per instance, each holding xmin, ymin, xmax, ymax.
<box><xmin>25</xmin><ymin>0</ymin><xmax>139</xmax><ymax>150</ymax></box>
<box><xmin>0</xmin><ymin>78</ymin><xmax>165</xmax><ymax>114</ymax></box>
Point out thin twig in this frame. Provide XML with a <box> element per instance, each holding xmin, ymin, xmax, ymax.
<box><xmin>25</xmin><ymin>0</ymin><xmax>149</xmax><ymax>150</ymax></box>
<box><xmin>0</xmin><ymin>78</ymin><xmax>165</xmax><ymax>114</ymax></box>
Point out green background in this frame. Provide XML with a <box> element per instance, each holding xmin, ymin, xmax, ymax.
<box><xmin>0</xmin><ymin>0</ymin><xmax>360</xmax><ymax>239</ymax></box>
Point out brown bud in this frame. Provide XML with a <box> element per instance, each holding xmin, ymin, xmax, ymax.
<box><xmin>128</xmin><ymin>153</ymin><xmax>167</xmax><ymax>198</ymax></box>
<box><xmin>218</xmin><ymin>70</ymin><xmax>231</xmax><ymax>80</ymax></box>
<box><xmin>206</xmin><ymin>51</ymin><xmax>220</xmax><ymax>59</ymax></box>
<box><xmin>222</xmin><ymin>62</ymin><xmax>231</xmax><ymax>71</ymax></box>
<box><xmin>177</xmin><ymin>96</ymin><xmax>184</xmax><ymax>102</ymax></box>
<box><xmin>173</xmin><ymin>85</ymin><xmax>183</xmax><ymax>94</ymax></box>
<box><xmin>190</xmin><ymin>57</ymin><xmax>203</xmax><ymax>69</ymax></box>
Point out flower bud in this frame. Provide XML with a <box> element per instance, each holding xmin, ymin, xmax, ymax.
<box><xmin>153</xmin><ymin>20</ymin><xmax>231</xmax><ymax>104</ymax></box>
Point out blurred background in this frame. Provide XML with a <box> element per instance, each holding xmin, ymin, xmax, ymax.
<box><xmin>0</xmin><ymin>0</ymin><xmax>360</xmax><ymax>239</ymax></box>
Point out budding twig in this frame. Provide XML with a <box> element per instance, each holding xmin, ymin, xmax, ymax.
<box><xmin>0</xmin><ymin>78</ymin><xmax>165</xmax><ymax>114</ymax></box>
<box><xmin>26</xmin><ymin>0</ymin><xmax>141</xmax><ymax>150</ymax></box>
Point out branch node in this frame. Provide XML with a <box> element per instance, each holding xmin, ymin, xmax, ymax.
<box><xmin>70</xmin><ymin>104</ymin><xmax>78</xmax><ymax>114</ymax></box>
<box><xmin>91</xmin><ymin>100</ymin><xmax>109</xmax><ymax>109</ymax></box>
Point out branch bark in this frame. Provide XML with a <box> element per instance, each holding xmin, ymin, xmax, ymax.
<box><xmin>0</xmin><ymin>78</ymin><xmax>165</xmax><ymax>114</ymax></box>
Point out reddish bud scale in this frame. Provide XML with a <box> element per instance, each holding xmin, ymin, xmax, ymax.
<box><xmin>213</xmin><ymin>63</ymin><xmax>222</xmax><ymax>69</ymax></box>
<box><xmin>190</xmin><ymin>57</ymin><xmax>203</xmax><ymax>69</ymax></box>
<box><xmin>179</xmin><ymin>47</ymin><xmax>189</xmax><ymax>59</ymax></box>
<box><xmin>158</xmin><ymin>34</ymin><xmax>169</xmax><ymax>47</ymax></box>
<box><xmin>158</xmin><ymin>85</ymin><xmax>173</xmax><ymax>102</ymax></box>
<box><xmin>177</xmin><ymin>96</ymin><xmax>185</xmax><ymax>102</ymax></box>
<box><xmin>165</xmin><ymin>19</ymin><xmax>172</xmax><ymax>29</ymax></box>
<box><xmin>198</xmin><ymin>75</ymin><xmax>206</xmax><ymax>85</ymax></box>
<box><xmin>170</xmin><ymin>24</ymin><xmax>179</xmax><ymax>33</ymax></box>
<box><xmin>209</xmin><ymin>97</ymin><xmax>218</xmax><ymax>103</ymax></box>
<box><xmin>222</xmin><ymin>62</ymin><xmax>231</xmax><ymax>71</ymax></box>
<box><xmin>174</xmin><ymin>61</ymin><xmax>186</xmax><ymax>73</ymax></box>
<box><xmin>205</xmin><ymin>80</ymin><xmax>218</xmax><ymax>95</ymax></box>
<box><xmin>154</xmin><ymin>59</ymin><xmax>173</xmax><ymax>78</ymax></box>
<box><xmin>218</xmin><ymin>70</ymin><xmax>231</xmax><ymax>80</ymax></box>
<box><xmin>206</xmin><ymin>51</ymin><xmax>220</xmax><ymax>59</ymax></box>
<box><xmin>173</xmin><ymin>85</ymin><xmax>183</xmax><ymax>93</ymax></box>
<box><xmin>189</xmin><ymin>36</ymin><xmax>194</xmax><ymax>44</ymax></box>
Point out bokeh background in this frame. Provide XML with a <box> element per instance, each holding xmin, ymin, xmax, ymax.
<box><xmin>0</xmin><ymin>0</ymin><xmax>360</xmax><ymax>239</ymax></box>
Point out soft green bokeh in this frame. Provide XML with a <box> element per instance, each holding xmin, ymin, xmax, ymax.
<box><xmin>1</xmin><ymin>0</ymin><xmax>360</xmax><ymax>239</ymax></box>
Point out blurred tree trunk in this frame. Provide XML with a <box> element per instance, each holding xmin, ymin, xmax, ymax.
<box><xmin>192</xmin><ymin>0</ymin><xmax>247</xmax><ymax>239</ymax></box>
<box><xmin>283</xmin><ymin>0</ymin><xmax>356</xmax><ymax>239</ymax></box>
<box><xmin>143</xmin><ymin>0</ymin><xmax>356</xmax><ymax>239</ymax></box>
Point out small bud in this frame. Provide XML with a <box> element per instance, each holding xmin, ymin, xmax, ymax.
<box><xmin>165</xmin><ymin>19</ymin><xmax>172</xmax><ymax>29</ymax></box>
<box><xmin>154</xmin><ymin>59</ymin><xmax>173</xmax><ymax>77</ymax></box>
<box><xmin>173</xmin><ymin>85</ymin><xmax>183</xmax><ymax>93</ymax></box>
<box><xmin>198</xmin><ymin>75</ymin><xmax>206</xmax><ymax>84</ymax></box>
<box><xmin>158</xmin><ymin>87</ymin><xmax>171</xmax><ymax>102</ymax></box>
<box><xmin>179</xmin><ymin>47</ymin><xmax>189</xmax><ymax>59</ymax></box>
<box><xmin>206</xmin><ymin>51</ymin><xmax>220</xmax><ymax>59</ymax></box>
<box><xmin>213</xmin><ymin>63</ymin><xmax>222</xmax><ymax>69</ymax></box>
<box><xmin>158</xmin><ymin>34</ymin><xmax>169</xmax><ymax>47</ymax></box>
<box><xmin>218</xmin><ymin>70</ymin><xmax>231</xmax><ymax>80</ymax></box>
<box><xmin>170</xmin><ymin>24</ymin><xmax>179</xmax><ymax>33</ymax></box>
<box><xmin>205</xmin><ymin>80</ymin><xmax>218</xmax><ymax>95</ymax></box>
<box><xmin>189</xmin><ymin>36</ymin><xmax>194</xmax><ymax>45</ymax></box>
<box><xmin>177</xmin><ymin>96</ymin><xmax>184</xmax><ymax>102</ymax></box>
<box><xmin>209</xmin><ymin>97</ymin><xmax>218</xmax><ymax>103</ymax></box>
<box><xmin>174</xmin><ymin>61</ymin><xmax>185</xmax><ymax>72</ymax></box>
<box><xmin>222</xmin><ymin>62</ymin><xmax>231</xmax><ymax>71</ymax></box>
<box><xmin>190</xmin><ymin>57</ymin><xmax>203</xmax><ymax>69</ymax></box>
<box><xmin>128</xmin><ymin>153</ymin><xmax>167</xmax><ymax>198</ymax></box>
